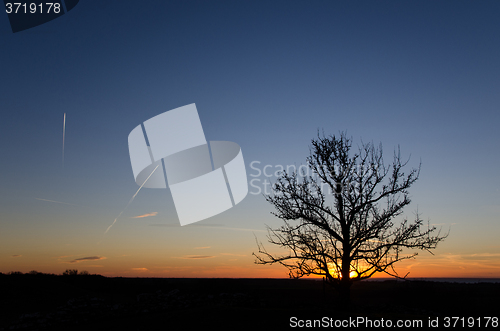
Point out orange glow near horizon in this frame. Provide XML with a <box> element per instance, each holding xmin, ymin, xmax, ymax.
<box><xmin>3</xmin><ymin>261</ymin><xmax>500</xmax><ymax>279</ymax></box>
<box><xmin>2</xmin><ymin>249</ymin><xmax>500</xmax><ymax>279</ymax></box>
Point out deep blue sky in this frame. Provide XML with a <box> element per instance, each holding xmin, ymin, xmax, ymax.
<box><xmin>1</xmin><ymin>0</ymin><xmax>499</xmax><ymax>277</ymax></box>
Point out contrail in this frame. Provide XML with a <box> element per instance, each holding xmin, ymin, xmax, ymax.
<box><xmin>35</xmin><ymin>198</ymin><xmax>78</xmax><ymax>206</ymax></box>
<box><xmin>62</xmin><ymin>113</ymin><xmax>66</xmax><ymax>168</ymax></box>
<box><xmin>104</xmin><ymin>165</ymin><xmax>160</xmax><ymax>234</ymax></box>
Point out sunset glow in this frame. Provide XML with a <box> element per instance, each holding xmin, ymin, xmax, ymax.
<box><xmin>1</xmin><ymin>1</ymin><xmax>499</xmax><ymax>281</ymax></box>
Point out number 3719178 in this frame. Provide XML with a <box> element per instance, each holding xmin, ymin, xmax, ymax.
<box><xmin>5</xmin><ymin>3</ymin><xmax>61</xmax><ymax>14</ymax></box>
<box><xmin>443</xmin><ymin>317</ymin><xmax>498</xmax><ymax>328</ymax></box>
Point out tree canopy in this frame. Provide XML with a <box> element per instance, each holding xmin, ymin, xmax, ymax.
<box><xmin>254</xmin><ymin>132</ymin><xmax>448</xmax><ymax>302</ymax></box>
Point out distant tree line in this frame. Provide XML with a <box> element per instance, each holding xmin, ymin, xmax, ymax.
<box><xmin>0</xmin><ymin>269</ymin><xmax>93</xmax><ymax>276</ymax></box>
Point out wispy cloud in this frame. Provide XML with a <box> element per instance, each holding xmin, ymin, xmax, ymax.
<box><xmin>439</xmin><ymin>252</ymin><xmax>500</xmax><ymax>261</ymax></box>
<box><xmin>403</xmin><ymin>262</ymin><xmax>421</xmax><ymax>270</ymax></box>
<box><xmin>132</xmin><ymin>267</ymin><xmax>148</xmax><ymax>271</ymax></box>
<box><xmin>219</xmin><ymin>226</ymin><xmax>266</xmax><ymax>232</ymax></box>
<box><xmin>148</xmin><ymin>223</ymin><xmax>224</xmax><ymax>227</ymax></box>
<box><xmin>68</xmin><ymin>256</ymin><xmax>106</xmax><ymax>263</ymax></box>
<box><xmin>179</xmin><ymin>255</ymin><xmax>215</xmax><ymax>259</ymax></box>
<box><xmin>148</xmin><ymin>224</ymin><xmax>177</xmax><ymax>227</ymax></box>
<box><xmin>431</xmin><ymin>222</ymin><xmax>457</xmax><ymax>226</ymax></box>
<box><xmin>35</xmin><ymin>198</ymin><xmax>78</xmax><ymax>206</ymax></box>
<box><xmin>411</xmin><ymin>252</ymin><xmax>500</xmax><ymax>272</ymax></box>
<box><xmin>148</xmin><ymin>224</ymin><xmax>266</xmax><ymax>232</ymax></box>
<box><xmin>132</xmin><ymin>212</ymin><xmax>158</xmax><ymax>218</ymax></box>
<box><xmin>11</xmin><ymin>255</ymin><xmax>22</xmax><ymax>258</ymax></box>
<box><xmin>461</xmin><ymin>253</ymin><xmax>500</xmax><ymax>260</ymax></box>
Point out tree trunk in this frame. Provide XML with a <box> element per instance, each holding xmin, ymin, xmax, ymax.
<box><xmin>340</xmin><ymin>245</ymin><xmax>351</xmax><ymax>308</ymax></box>
<box><xmin>338</xmin><ymin>279</ymin><xmax>351</xmax><ymax>308</ymax></box>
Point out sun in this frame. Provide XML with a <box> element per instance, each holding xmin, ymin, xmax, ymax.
<box><xmin>327</xmin><ymin>265</ymin><xmax>358</xmax><ymax>279</ymax></box>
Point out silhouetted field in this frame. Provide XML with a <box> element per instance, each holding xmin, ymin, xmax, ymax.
<box><xmin>1</xmin><ymin>273</ymin><xmax>499</xmax><ymax>330</ymax></box>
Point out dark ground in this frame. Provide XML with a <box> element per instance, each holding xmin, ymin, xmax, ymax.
<box><xmin>1</xmin><ymin>273</ymin><xmax>499</xmax><ymax>330</ymax></box>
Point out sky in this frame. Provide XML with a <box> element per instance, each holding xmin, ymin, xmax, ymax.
<box><xmin>0</xmin><ymin>0</ymin><xmax>499</xmax><ymax>278</ymax></box>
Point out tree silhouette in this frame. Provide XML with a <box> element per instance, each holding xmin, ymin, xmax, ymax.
<box><xmin>62</xmin><ymin>269</ymin><xmax>79</xmax><ymax>276</ymax></box>
<box><xmin>254</xmin><ymin>132</ymin><xmax>448</xmax><ymax>304</ymax></box>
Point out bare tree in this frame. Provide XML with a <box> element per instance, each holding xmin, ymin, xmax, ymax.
<box><xmin>254</xmin><ymin>132</ymin><xmax>448</xmax><ymax>304</ymax></box>
<box><xmin>62</xmin><ymin>269</ymin><xmax>79</xmax><ymax>276</ymax></box>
